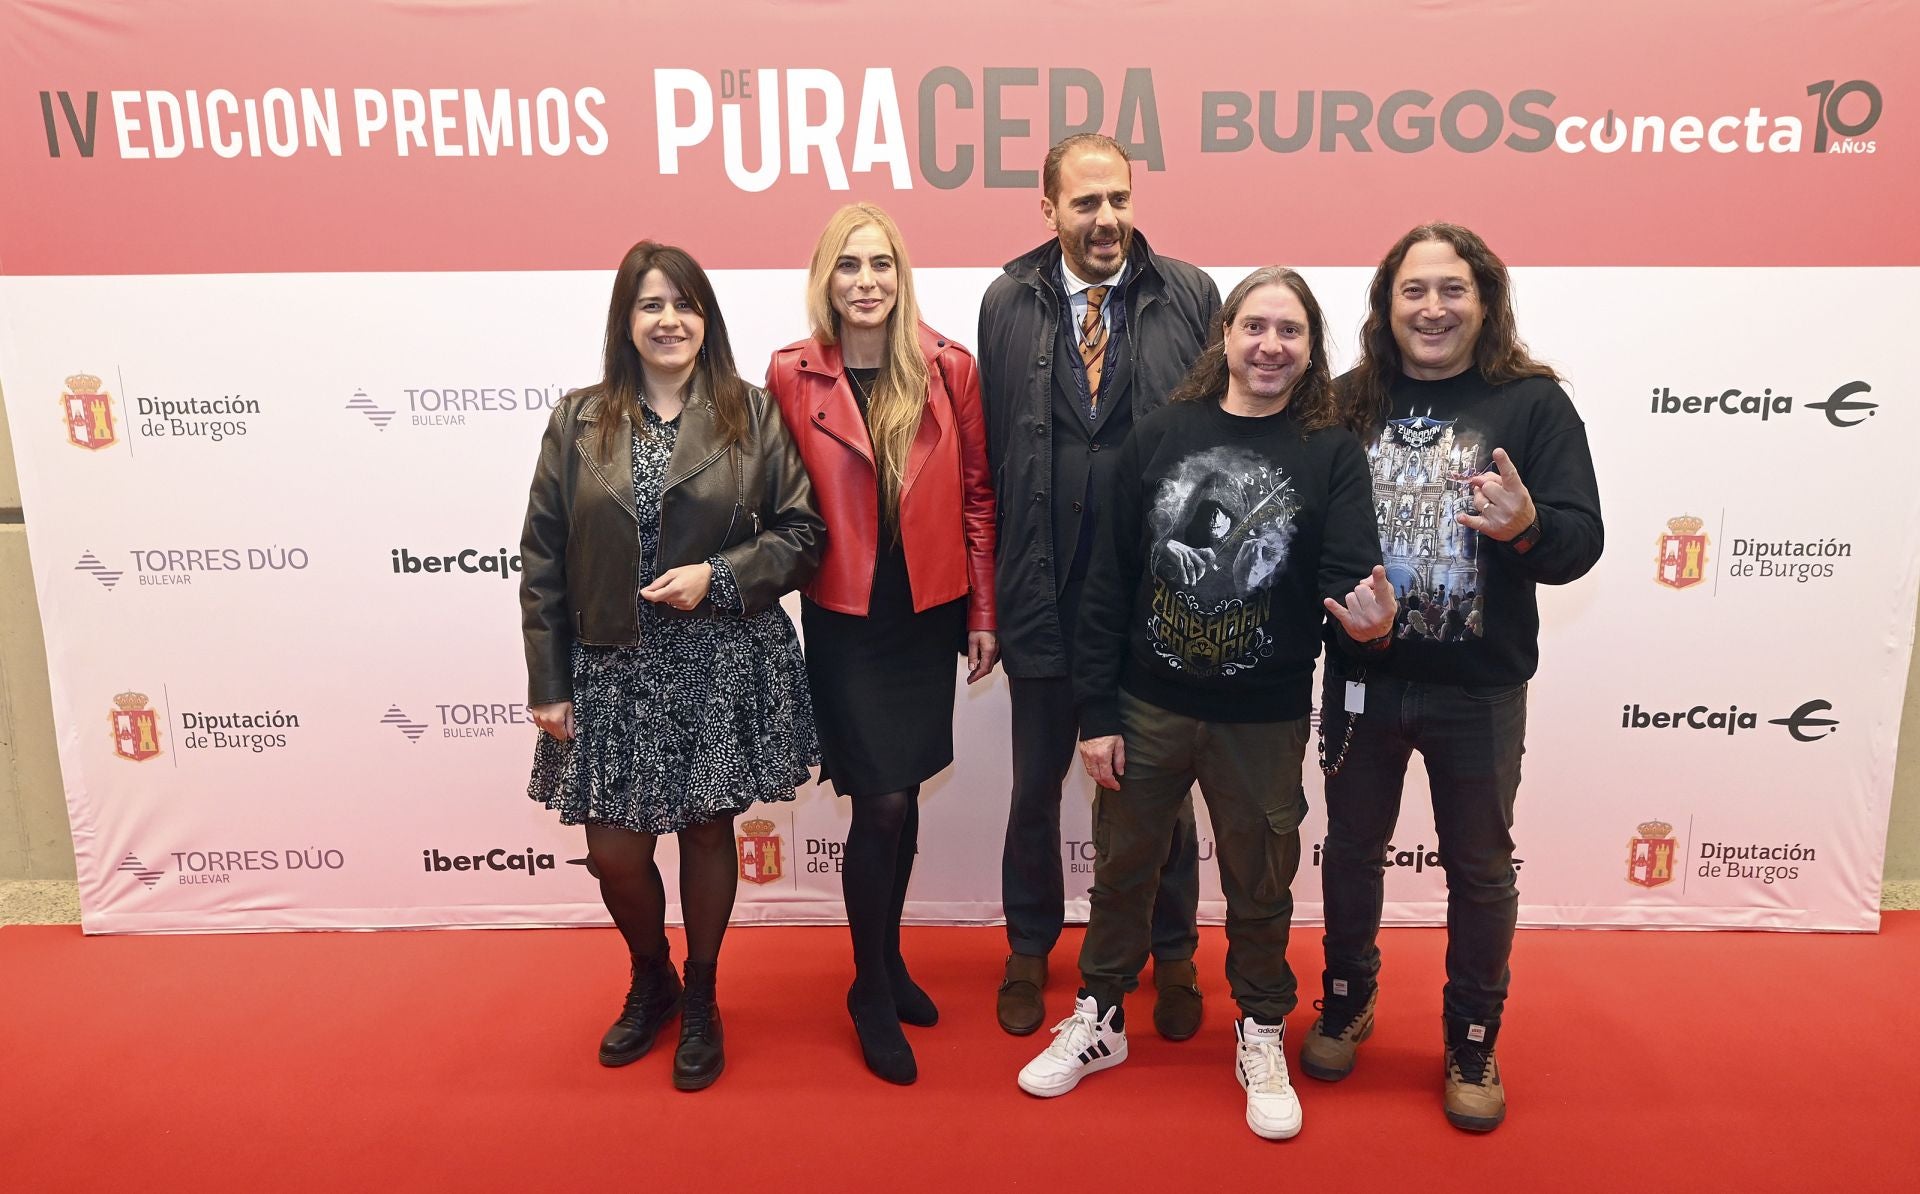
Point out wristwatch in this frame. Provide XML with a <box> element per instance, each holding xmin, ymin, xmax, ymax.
<box><xmin>1510</xmin><ymin>517</ymin><xmax>1543</xmax><ymax>555</ymax></box>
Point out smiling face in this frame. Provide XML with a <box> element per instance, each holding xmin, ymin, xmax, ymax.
<box><xmin>1224</xmin><ymin>283</ymin><xmax>1311</xmax><ymax>410</ymax></box>
<box><xmin>828</xmin><ymin>223</ymin><xmax>899</xmax><ymax>334</ymax></box>
<box><xmin>1042</xmin><ymin>146</ymin><xmax>1134</xmax><ymax>283</ymax></box>
<box><xmin>629</xmin><ymin>268</ymin><xmax>705</xmax><ymax>381</ymax></box>
<box><xmin>1390</xmin><ymin>239</ymin><xmax>1485</xmax><ymax>381</ymax></box>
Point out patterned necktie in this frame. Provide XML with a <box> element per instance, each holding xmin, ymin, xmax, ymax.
<box><xmin>1080</xmin><ymin>284</ymin><xmax>1110</xmax><ymax>416</ymax></box>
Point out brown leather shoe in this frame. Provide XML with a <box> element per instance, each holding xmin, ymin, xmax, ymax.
<box><xmin>1152</xmin><ymin>957</ymin><xmax>1203</xmax><ymax>1041</ymax></box>
<box><xmin>996</xmin><ymin>953</ymin><xmax>1048</xmax><ymax>1035</ymax></box>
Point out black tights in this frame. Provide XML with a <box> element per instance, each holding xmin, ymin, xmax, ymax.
<box><xmin>585</xmin><ymin>818</ymin><xmax>737</xmax><ymax>965</ymax></box>
<box><xmin>843</xmin><ymin>786</ymin><xmax>920</xmax><ymax>995</ymax></box>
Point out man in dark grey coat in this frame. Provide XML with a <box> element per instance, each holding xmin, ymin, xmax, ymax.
<box><xmin>977</xmin><ymin>133</ymin><xmax>1222</xmax><ymax>1039</ymax></box>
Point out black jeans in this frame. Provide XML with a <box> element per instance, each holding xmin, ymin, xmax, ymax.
<box><xmin>1319</xmin><ymin>675</ymin><xmax>1527</xmax><ymax>1027</ymax></box>
<box><xmin>1003</xmin><ymin>673</ymin><xmax>1202</xmax><ymax>961</ymax></box>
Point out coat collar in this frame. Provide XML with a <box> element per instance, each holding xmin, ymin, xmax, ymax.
<box><xmin>791</xmin><ymin>322</ymin><xmax>952</xmax><ymax>378</ymax></box>
<box><xmin>792</xmin><ymin>327</ymin><xmax>954</xmax><ymax>491</ymax></box>
<box><xmin>573</xmin><ymin>379</ymin><xmax>731</xmax><ymax>514</ymax></box>
<box><xmin>794</xmin><ymin>337</ymin><xmax>848</xmax><ymax>380</ymax></box>
<box><xmin>793</xmin><ymin>337</ymin><xmax>868</xmax><ymax>464</ymax></box>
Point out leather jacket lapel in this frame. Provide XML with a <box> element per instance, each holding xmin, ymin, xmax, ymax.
<box><xmin>574</xmin><ymin>394</ymin><xmax>637</xmax><ymax>520</ymax></box>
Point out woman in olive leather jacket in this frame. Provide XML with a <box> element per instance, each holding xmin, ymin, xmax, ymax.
<box><xmin>519</xmin><ymin>240</ymin><xmax>823</xmax><ymax>1091</ymax></box>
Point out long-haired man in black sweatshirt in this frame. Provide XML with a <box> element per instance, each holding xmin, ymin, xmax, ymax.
<box><xmin>1301</xmin><ymin>223</ymin><xmax>1604</xmax><ymax>1132</ymax></box>
<box><xmin>1015</xmin><ymin>267</ymin><xmax>1395</xmax><ymax>1142</ymax></box>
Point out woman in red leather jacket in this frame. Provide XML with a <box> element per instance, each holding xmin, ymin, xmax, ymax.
<box><xmin>766</xmin><ymin>202</ymin><xmax>998</xmax><ymax>1085</ymax></box>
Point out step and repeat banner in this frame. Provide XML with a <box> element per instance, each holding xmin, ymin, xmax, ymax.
<box><xmin>2</xmin><ymin>1</ymin><xmax>1916</xmax><ymax>933</ymax></box>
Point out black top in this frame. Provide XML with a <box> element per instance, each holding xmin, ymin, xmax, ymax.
<box><xmin>1330</xmin><ymin>369</ymin><xmax>1604</xmax><ymax>687</ymax></box>
<box><xmin>846</xmin><ymin>365</ymin><xmax>879</xmax><ymax>404</ymax></box>
<box><xmin>802</xmin><ymin>365</ymin><xmax>965</xmax><ymax>796</ymax></box>
<box><xmin>1074</xmin><ymin>398</ymin><xmax>1382</xmax><ymax>737</ymax></box>
<box><xmin>845</xmin><ymin>366</ymin><xmax>893</xmax><ymax>541</ymax></box>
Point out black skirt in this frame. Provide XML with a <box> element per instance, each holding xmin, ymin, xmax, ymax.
<box><xmin>800</xmin><ymin>535</ymin><xmax>966</xmax><ymax>798</ymax></box>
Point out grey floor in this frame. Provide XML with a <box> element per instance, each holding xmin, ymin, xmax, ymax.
<box><xmin>4</xmin><ymin>879</ymin><xmax>1917</xmax><ymax>925</ymax></box>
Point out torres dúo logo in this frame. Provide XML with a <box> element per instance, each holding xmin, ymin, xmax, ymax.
<box><xmin>117</xmin><ymin>852</ymin><xmax>164</xmax><ymax>890</ymax></box>
<box><xmin>1066</xmin><ymin>835</ymin><xmax>1221</xmax><ymax>876</ymax></box>
<box><xmin>74</xmin><ymin>551</ymin><xmax>125</xmax><ymax>590</ymax></box>
<box><xmin>171</xmin><ymin>847</ymin><xmax>345</xmax><ymax>885</ymax></box>
<box><xmin>381</xmin><ymin>705</ymin><xmax>429</xmax><ymax>742</ymax></box>
<box><xmin>381</xmin><ymin>701</ymin><xmax>531</xmax><ymax>742</ymax></box>
<box><xmin>75</xmin><ymin>546</ymin><xmax>312</xmax><ymax>589</ymax></box>
<box><xmin>347</xmin><ymin>384</ymin><xmax>570</xmax><ymax>431</ymax></box>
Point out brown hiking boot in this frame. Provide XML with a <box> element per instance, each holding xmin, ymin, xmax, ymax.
<box><xmin>996</xmin><ymin>953</ymin><xmax>1048</xmax><ymax>1035</ymax></box>
<box><xmin>1300</xmin><ymin>987</ymin><xmax>1377</xmax><ymax>1081</ymax></box>
<box><xmin>1443</xmin><ymin>1020</ymin><xmax>1506</xmax><ymax>1131</ymax></box>
<box><xmin>1152</xmin><ymin>957</ymin><xmax>1203</xmax><ymax>1041</ymax></box>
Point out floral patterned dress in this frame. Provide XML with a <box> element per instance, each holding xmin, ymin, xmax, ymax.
<box><xmin>527</xmin><ymin>404</ymin><xmax>817</xmax><ymax>833</ymax></box>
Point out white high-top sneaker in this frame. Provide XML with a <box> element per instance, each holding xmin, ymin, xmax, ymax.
<box><xmin>1236</xmin><ymin>1017</ymin><xmax>1303</xmax><ymax>1139</ymax></box>
<box><xmin>1016</xmin><ymin>994</ymin><xmax>1128</xmax><ymax>1097</ymax></box>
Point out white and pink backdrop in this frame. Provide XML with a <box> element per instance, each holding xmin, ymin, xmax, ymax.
<box><xmin>1</xmin><ymin>0</ymin><xmax>1914</xmax><ymax>933</ymax></box>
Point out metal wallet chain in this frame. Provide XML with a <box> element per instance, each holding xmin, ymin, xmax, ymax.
<box><xmin>1317</xmin><ymin>709</ymin><xmax>1357</xmax><ymax>778</ymax></box>
<box><xmin>1317</xmin><ymin>669</ymin><xmax>1360</xmax><ymax>778</ymax></box>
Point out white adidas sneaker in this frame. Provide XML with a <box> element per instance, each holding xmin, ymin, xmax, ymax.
<box><xmin>1017</xmin><ymin>994</ymin><xmax>1128</xmax><ymax>1097</ymax></box>
<box><xmin>1236</xmin><ymin>1017</ymin><xmax>1303</xmax><ymax>1139</ymax></box>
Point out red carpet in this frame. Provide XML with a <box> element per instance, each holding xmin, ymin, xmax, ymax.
<box><xmin>4</xmin><ymin>919</ymin><xmax>1918</xmax><ymax>1192</ymax></box>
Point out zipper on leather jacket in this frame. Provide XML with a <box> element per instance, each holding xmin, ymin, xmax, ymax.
<box><xmin>734</xmin><ymin>442</ymin><xmax>760</xmax><ymax>540</ymax></box>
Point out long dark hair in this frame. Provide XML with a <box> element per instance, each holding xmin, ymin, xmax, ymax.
<box><xmin>590</xmin><ymin>240</ymin><xmax>749</xmax><ymax>457</ymax></box>
<box><xmin>1168</xmin><ymin>266</ymin><xmax>1338</xmax><ymax>432</ymax></box>
<box><xmin>1342</xmin><ymin>222</ymin><xmax>1558</xmax><ymax>440</ymax></box>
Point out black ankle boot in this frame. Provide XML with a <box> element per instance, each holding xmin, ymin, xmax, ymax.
<box><xmin>886</xmin><ymin>952</ymin><xmax>939</xmax><ymax>1027</ymax></box>
<box><xmin>848</xmin><ymin>980</ymin><xmax>917</xmax><ymax>1084</ymax></box>
<box><xmin>598</xmin><ymin>951</ymin><xmax>681</xmax><ymax>1067</ymax></box>
<box><xmin>673</xmin><ymin>960</ymin><xmax>725</xmax><ymax>1091</ymax></box>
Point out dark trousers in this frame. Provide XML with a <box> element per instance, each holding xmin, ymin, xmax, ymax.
<box><xmin>1319</xmin><ymin>675</ymin><xmax>1527</xmax><ymax>1027</ymax></box>
<box><xmin>1079</xmin><ymin>693</ymin><xmax>1307</xmax><ymax>1021</ymax></box>
<box><xmin>1003</xmin><ymin>676</ymin><xmax>1201</xmax><ymax>962</ymax></box>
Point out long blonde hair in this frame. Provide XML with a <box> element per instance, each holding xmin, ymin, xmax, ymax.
<box><xmin>805</xmin><ymin>203</ymin><xmax>930</xmax><ymax>526</ymax></box>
